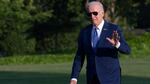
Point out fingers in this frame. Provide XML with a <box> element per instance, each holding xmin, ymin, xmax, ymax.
<box><xmin>70</xmin><ymin>80</ymin><xmax>77</xmax><ymax>84</ymax></box>
<box><xmin>113</xmin><ymin>30</ymin><xmax>120</xmax><ymax>40</ymax></box>
<box><xmin>112</xmin><ymin>31</ymin><xmax>118</xmax><ymax>40</ymax></box>
<box><xmin>106</xmin><ymin>37</ymin><xmax>115</xmax><ymax>45</ymax></box>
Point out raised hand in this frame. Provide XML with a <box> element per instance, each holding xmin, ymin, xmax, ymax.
<box><xmin>106</xmin><ymin>30</ymin><xmax>120</xmax><ymax>46</ymax></box>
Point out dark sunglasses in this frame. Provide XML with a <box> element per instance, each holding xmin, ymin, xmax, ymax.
<box><xmin>87</xmin><ymin>12</ymin><xmax>98</xmax><ymax>17</ymax></box>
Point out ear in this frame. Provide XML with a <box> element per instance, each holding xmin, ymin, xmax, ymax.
<box><xmin>101</xmin><ymin>11</ymin><xmax>104</xmax><ymax>17</ymax></box>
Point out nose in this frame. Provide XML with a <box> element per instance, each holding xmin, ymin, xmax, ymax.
<box><xmin>91</xmin><ymin>14</ymin><xmax>96</xmax><ymax>19</ymax></box>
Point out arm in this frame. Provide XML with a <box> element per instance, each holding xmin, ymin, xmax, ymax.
<box><xmin>106</xmin><ymin>26</ymin><xmax>131</xmax><ymax>54</ymax></box>
<box><xmin>70</xmin><ymin>30</ymin><xmax>86</xmax><ymax>83</ymax></box>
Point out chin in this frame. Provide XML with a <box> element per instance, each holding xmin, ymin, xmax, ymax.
<box><xmin>92</xmin><ymin>21</ymin><xmax>96</xmax><ymax>25</ymax></box>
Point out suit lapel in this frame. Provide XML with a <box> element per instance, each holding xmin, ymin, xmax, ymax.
<box><xmin>86</xmin><ymin>22</ymin><xmax>110</xmax><ymax>48</ymax></box>
<box><xmin>97</xmin><ymin>21</ymin><xmax>109</xmax><ymax>47</ymax></box>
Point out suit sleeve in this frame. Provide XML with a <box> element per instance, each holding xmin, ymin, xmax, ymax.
<box><xmin>117</xmin><ymin>26</ymin><xmax>131</xmax><ymax>54</ymax></box>
<box><xmin>70</xmin><ymin>29</ymin><xmax>86</xmax><ymax>79</ymax></box>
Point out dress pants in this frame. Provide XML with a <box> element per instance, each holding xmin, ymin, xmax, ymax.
<box><xmin>90</xmin><ymin>74</ymin><xmax>101</xmax><ymax>84</ymax></box>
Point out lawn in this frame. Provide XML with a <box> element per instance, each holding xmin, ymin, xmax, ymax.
<box><xmin>0</xmin><ymin>56</ymin><xmax>150</xmax><ymax>84</ymax></box>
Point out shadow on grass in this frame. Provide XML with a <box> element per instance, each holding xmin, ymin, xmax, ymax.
<box><xmin>0</xmin><ymin>71</ymin><xmax>150</xmax><ymax>84</ymax></box>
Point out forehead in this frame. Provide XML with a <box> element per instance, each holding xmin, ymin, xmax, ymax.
<box><xmin>88</xmin><ymin>4</ymin><xmax>101</xmax><ymax>12</ymax></box>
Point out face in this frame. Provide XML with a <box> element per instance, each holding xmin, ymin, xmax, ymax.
<box><xmin>87</xmin><ymin>4</ymin><xmax>104</xmax><ymax>26</ymax></box>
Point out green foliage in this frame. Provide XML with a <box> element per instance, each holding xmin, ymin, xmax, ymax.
<box><xmin>0</xmin><ymin>0</ymin><xmax>149</xmax><ymax>56</ymax></box>
<box><xmin>99</xmin><ymin>0</ymin><xmax>150</xmax><ymax>29</ymax></box>
<box><xmin>38</xmin><ymin>32</ymin><xmax>77</xmax><ymax>54</ymax></box>
<box><xmin>28</xmin><ymin>0</ymin><xmax>86</xmax><ymax>54</ymax></box>
<box><xmin>125</xmin><ymin>32</ymin><xmax>150</xmax><ymax>58</ymax></box>
<box><xmin>0</xmin><ymin>54</ymin><xmax>73</xmax><ymax>65</ymax></box>
<box><xmin>0</xmin><ymin>0</ymin><xmax>35</xmax><ymax>55</ymax></box>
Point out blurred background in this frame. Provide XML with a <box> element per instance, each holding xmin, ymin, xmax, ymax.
<box><xmin>0</xmin><ymin>0</ymin><xmax>149</xmax><ymax>84</ymax></box>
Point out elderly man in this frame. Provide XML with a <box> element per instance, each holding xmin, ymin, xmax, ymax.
<box><xmin>70</xmin><ymin>1</ymin><xmax>131</xmax><ymax>84</ymax></box>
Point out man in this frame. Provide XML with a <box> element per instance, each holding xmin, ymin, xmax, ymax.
<box><xmin>70</xmin><ymin>1</ymin><xmax>131</xmax><ymax>84</ymax></box>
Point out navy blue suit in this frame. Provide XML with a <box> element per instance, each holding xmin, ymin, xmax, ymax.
<box><xmin>70</xmin><ymin>21</ymin><xmax>131</xmax><ymax>84</ymax></box>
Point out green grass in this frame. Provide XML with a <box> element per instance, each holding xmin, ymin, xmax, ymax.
<box><xmin>0</xmin><ymin>56</ymin><xmax>150</xmax><ymax>84</ymax></box>
<box><xmin>0</xmin><ymin>54</ymin><xmax>74</xmax><ymax>65</ymax></box>
<box><xmin>121</xmin><ymin>56</ymin><xmax>150</xmax><ymax>77</ymax></box>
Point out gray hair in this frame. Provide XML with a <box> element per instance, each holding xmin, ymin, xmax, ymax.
<box><xmin>87</xmin><ymin>1</ymin><xmax>104</xmax><ymax>12</ymax></box>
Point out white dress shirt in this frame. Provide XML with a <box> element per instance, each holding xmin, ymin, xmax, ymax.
<box><xmin>91</xmin><ymin>20</ymin><xmax>104</xmax><ymax>47</ymax></box>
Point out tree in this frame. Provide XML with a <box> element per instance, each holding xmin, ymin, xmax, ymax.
<box><xmin>0</xmin><ymin>0</ymin><xmax>35</xmax><ymax>55</ymax></box>
<box><xmin>137</xmin><ymin>0</ymin><xmax>150</xmax><ymax>28</ymax></box>
<box><xmin>27</xmin><ymin>0</ymin><xmax>86</xmax><ymax>53</ymax></box>
<box><xmin>83</xmin><ymin>0</ymin><xmax>150</xmax><ymax>29</ymax></box>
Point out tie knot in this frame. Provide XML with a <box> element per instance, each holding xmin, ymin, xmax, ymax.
<box><xmin>94</xmin><ymin>27</ymin><xmax>97</xmax><ymax>30</ymax></box>
<box><xmin>94</xmin><ymin>28</ymin><xmax>98</xmax><ymax>36</ymax></box>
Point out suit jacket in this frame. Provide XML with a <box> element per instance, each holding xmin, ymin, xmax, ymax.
<box><xmin>70</xmin><ymin>21</ymin><xmax>131</xmax><ymax>84</ymax></box>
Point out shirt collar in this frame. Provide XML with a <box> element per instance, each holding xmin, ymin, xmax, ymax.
<box><xmin>93</xmin><ymin>19</ymin><xmax>104</xmax><ymax>30</ymax></box>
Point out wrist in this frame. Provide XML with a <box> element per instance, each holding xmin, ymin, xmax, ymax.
<box><xmin>115</xmin><ymin>41</ymin><xmax>120</xmax><ymax>48</ymax></box>
<box><xmin>71</xmin><ymin>78</ymin><xmax>77</xmax><ymax>82</ymax></box>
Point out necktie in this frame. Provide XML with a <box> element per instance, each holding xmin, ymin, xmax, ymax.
<box><xmin>93</xmin><ymin>28</ymin><xmax>98</xmax><ymax>48</ymax></box>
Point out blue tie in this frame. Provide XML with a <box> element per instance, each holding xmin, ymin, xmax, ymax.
<box><xmin>93</xmin><ymin>28</ymin><xmax>98</xmax><ymax>48</ymax></box>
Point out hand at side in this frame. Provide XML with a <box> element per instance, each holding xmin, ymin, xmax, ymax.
<box><xmin>70</xmin><ymin>80</ymin><xmax>77</xmax><ymax>84</ymax></box>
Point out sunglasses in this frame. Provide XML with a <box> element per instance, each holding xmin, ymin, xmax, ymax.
<box><xmin>87</xmin><ymin>12</ymin><xmax>98</xmax><ymax>17</ymax></box>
